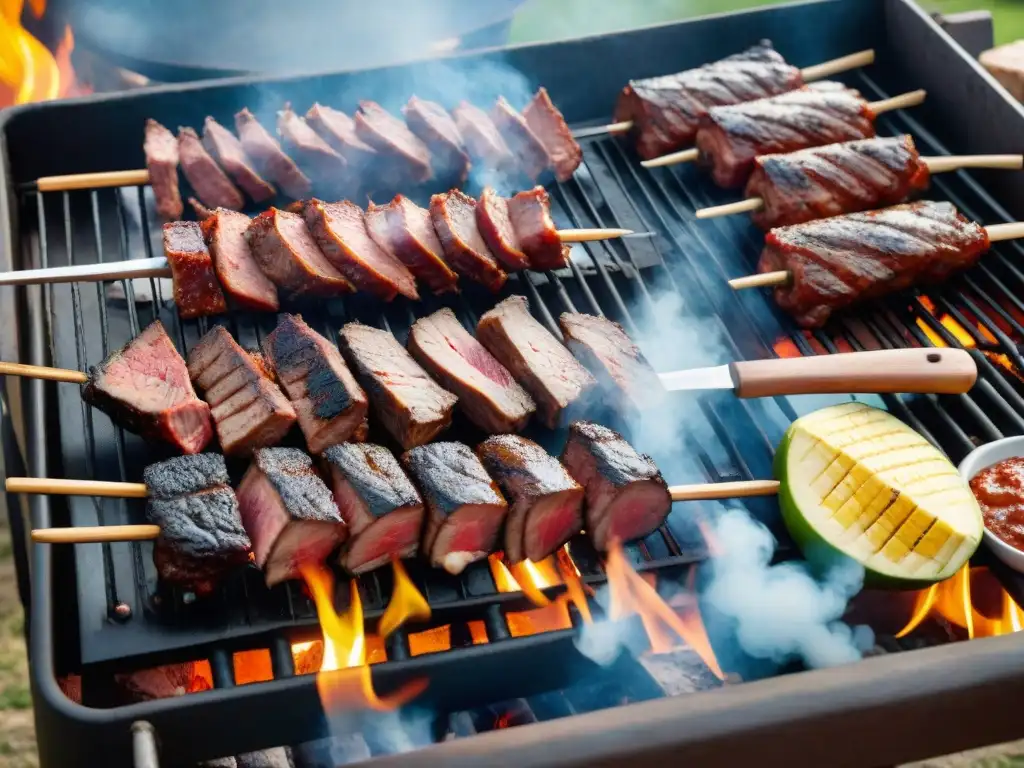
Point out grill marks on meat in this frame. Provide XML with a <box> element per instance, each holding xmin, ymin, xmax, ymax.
<box><xmin>162</xmin><ymin>221</ymin><xmax>228</xmax><ymax>319</ymax></box>
<box><xmin>245</xmin><ymin>208</ymin><xmax>353</xmax><ymax>298</ymax></box>
<box><xmin>452</xmin><ymin>101</ymin><xmax>515</xmax><ymax>175</ymax></box>
<box><xmin>491</xmin><ymin>97</ymin><xmax>550</xmax><ymax>181</ymax></box>
<box><xmin>476</xmin><ymin>187</ymin><xmax>529</xmax><ymax>271</ymax></box>
<box><xmin>187</xmin><ymin>325</ymin><xmax>297</xmax><ymax>456</ymax></box>
<box><xmin>402</xmin><ymin>442</ymin><xmax>508</xmax><ymax>574</ymax></box>
<box><xmin>277</xmin><ymin>104</ymin><xmax>350</xmax><ymax>195</ymax></box>
<box><xmin>236</xmin><ymin>448</ymin><xmax>345</xmax><ymax>586</ymax></box>
<box><xmin>746</xmin><ymin>135</ymin><xmax>930</xmax><ymax>230</ymax></box>
<box><xmin>696</xmin><ymin>82</ymin><xmax>875</xmax><ymax>188</ymax></box>
<box><xmin>562</xmin><ymin>421</ymin><xmax>672</xmax><ymax>551</ymax></box>
<box><xmin>477</xmin><ymin>296</ymin><xmax>596</xmax><ymax>429</ymax></box>
<box><xmin>323</xmin><ymin>443</ymin><xmax>424</xmax><ymax>574</ymax></box>
<box><xmin>261</xmin><ymin>314</ymin><xmax>368</xmax><ymax>454</ymax></box>
<box><xmin>235</xmin><ymin>108</ymin><xmax>312</xmax><ymax>200</ymax></box>
<box><xmin>404</xmin><ymin>96</ymin><xmax>470</xmax><ymax>184</ymax></box>
<box><xmin>478</xmin><ymin>435</ymin><xmax>584</xmax><ymax>563</ymax></box>
<box><xmin>202</xmin><ymin>117</ymin><xmax>276</xmax><ymax>203</ymax></box>
<box><xmin>144</xmin><ymin>453</ymin><xmax>250</xmax><ymax>595</ymax></box>
<box><xmin>355</xmin><ymin>101</ymin><xmax>432</xmax><ymax>184</ymax></box>
<box><xmin>522</xmin><ymin>88</ymin><xmax>582</xmax><ymax>182</ymax></box>
<box><xmin>613</xmin><ymin>41</ymin><xmax>802</xmax><ymax>160</ymax></box>
<box><xmin>366</xmin><ymin>195</ymin><xmax>458</xmax><ymax>294</ymax></box>
<box><xmin>430</xmin><ymin>190</ymin><xmax>507</xmax><ymax>291</ymax></box>
<box><xmin>145</xmin><ymin>119</ymin><xmax>183</xmax><ymax>220</ymax></box>
<box><xmin>408</xmin><ymin>308</ymin><xmax>535</xmax><ymax>434</ymax></box>
<box><xmin>177</xmin><ymin>127</ymin><xmax>245</xmax><ymax>211</ymax></box>
<box><xmin>306</xmin><ymin>103</ymin><xmax>379</xmax><ymax>174</ymax></box>
<box><xmin>303</xmin><ymin>198</ymin><xmax>419</xmax><ymax>301</ymax></box>
<box><xmin>82</xmin><ymin>321</ymin><xmax>213</xmax><ymax>454</ymax></box>
<box><xmin>201</xmin><ymin>209</ymin><xmax>279</xmax><ymax>312</ymax></box>
<box><xmin>759</xmin><ymin>200</ymin><xmax>990</xmax><ymax>328</ymax></box>
<box><xmin>339</xmin><ymin>322</ymin><xmax>457</xmax><ymax>449</ymax></box>
<box><xmin>507</xmin><ymin>186</ymin><xmax>569</xmax><ymax>270</ymax></box>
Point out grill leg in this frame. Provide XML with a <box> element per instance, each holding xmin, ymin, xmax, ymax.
<box><xmin>132</xmin><ymin>721</ymin><xmax>160</xmax><ymax>768</ymax></box>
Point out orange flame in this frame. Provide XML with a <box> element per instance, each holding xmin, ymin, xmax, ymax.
<box><xmin>916</xmin><ymin>296</ymin><xmax>1021</xmax><ymax>379</ymax></box>
<box><xmin>378</xmin><ymin>559</ymin><xmax>432</xmax><ymax>639</ymax></box>
<box><xmin>489</xmin><ymin>547</ymin><xmax>594</xmax><ymax>635</ymax></box>
<box><xmin>896</xmin><ymin>565</ymin><xmax>1024</xmax><ymax>640</ymax></box>
<box><xmin>0</xmin><ymin>1</ymin><xmax>87</xmax><ymax>106</ymax></box>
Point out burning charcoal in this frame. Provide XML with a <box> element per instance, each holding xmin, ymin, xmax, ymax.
<box><xmin>81</xmin><ymin>320</ymin><xmax>214</xmax><ymax>454</ymax></box>
<box><xmin>365</xmin><ymin>195</ymin><xmax>458</xmax><ymax>295</ymax></box>
<box><xmin>277</xmin><ymin>104</ymin><xmax>351</xmax><ymax>195</ymax></box>
<box><xmin>235</xmin><ymin>749</ymin><xmax>293</xmax><ymax>768</ymax></box>
<box><xmin>403</xmin><ymin>95</ymin><xmax>471</xmax><ymax>184</ymax></box>
<box><xmin>637</xmin><ymin>648</ymin><xmax>728</xmax><ymax>696</ymax></box>
<box><xmin>402</xmin><ymin>441</ymin><xmax>508</xmax><ymax>574</ymax></box>
<box><xmin>338</xmin><ymin>322</ymin><xmax>457</xmax><ymax>449</ymax></box>
<box><xmin>116</xmin><ymin>662</ymin><xmax>210</xmax><ymax>702</ymax></box>
<box><xmin>178</xmin><ymin>127</ymin><xmax>245</xmax><ymax>211</ymax></box>
<box><xmin>144</xmin><ymin>118</ymin><xmax>183</xmax><ymax>220</ymax></box>
<box><xmin>236</xmin><ymin>447</ymin><xmax>346</xmax><ymax>586</ymax></box>
<box><xmin>477</xmin><ymin>435</ymin><xmax>584</xmax><ymax>563</ymax></box>
<box><xmin>477</xmin><ymin>296</ymin><xmax>596</xmax><ymax>429</ymax></box>
<box><xmin>261</xmin><ymin>314</ymin><xmax>368</xmax><ymax>454</ymax></box>
<box><xmin>162</xmin><ymin>221</ymin><xmax>229</xmax><ymax>319</ymax></box>
<box><xmin>508</xmin><ymin>186</ymin><xmax>570</xmax><ymax>270</ymax></box>
<box><xmin>491</xmin><ymin>97</ymin><xmax>550</xmax><ymax>182</ymax></box>
<box><xmin>429</xmin><ymin>190</ymin><xmax>508</xmax><ymax>291</ymax></box>
<box><xmin>323</xmin><ymin>443</ymin><xmax>425</xmax><ymax>574</ymax></box>
<box><xmin>187</xmin><ymin>325</ymin><xmax>297</xmax><ymax>457</ymax></box>
<box><xmin>562</xmin><ymin>421</ymin><xmax>672</xmax><ymax>551</ymax></box>
<box><xmin>203</xmin><ymin>116</ymin><xmax>276</xmax><ymax>203</ymax></box>
<box><xmin>408</xmin><ymin>308</ymin><xmax>535</xmax><ymax>434</ymax></box>
<box><xmin>235</xmin><ymin>107</ymin><xmax>312</xmax><ymax>200</ymax></box>
<box><xmin>475</xmin><ymin>187</ymin><xmax>530</xmax><ymax>272</ymax></box>
<box><xmin>523</xmin><ymin>87</ymin><xmax>583</xmax><ymax>182</ymax></box>
<box><xmin>354</xmin><ymin>101</ymin><xmax>432</xmax><ymax>184</ymax></box>
<box><xmin>306</xmin><ymin>103</ymin><xmax>378</xmax><ymax>174</ymax></box>
<box><xmin>201</xmin><ymin>209</ymin><xmax>280</xmax><ymax>312</ymax></box>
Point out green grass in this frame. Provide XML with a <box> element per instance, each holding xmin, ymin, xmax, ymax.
<box><xmin>0</xmin><ymin>685</ymin><xmax>30</xmax><ymax>712</ymax></box>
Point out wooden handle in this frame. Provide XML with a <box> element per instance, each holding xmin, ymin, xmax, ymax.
<box><xmin>641</xmin><ymin>148</ymin><xmax>699</xmax><ymax>169</ymax></box>
<box><xmin>32</xmin><ymin>525</ymin><xmax>160</xmax><ymax>543</ymax></box>
<box><xmin>0</xmin><ymin>361</ymin><xmax>87</xmax><ymax>383</ymax></box>
<box><xmin>800</xmin><ymin>49</ymin><xmax>876</xmax><ymax>82</ymax></box>
<box><xmin>36</xmin><ymin>169</ymin><xmax>151</xmax><ymax>192</ymax></box>
<box><xmin>669</xmin><ymin>479</ymin><xmax>780</xmax><ymax>502</ymax></box>
<box><xmin>731</xmin><ymin>347</ymin><xmax>977</xmax><ymax>398</ymax></box>
<box><xmin>869</xmin><ymin>89</ymin><xmax>927</xmax><ymax>116</ymax></box>
<box><xmin>557</xmin><ymin>227</ymin><xmax>633</xmax><ymax>242</ymax></box>
<box><xmin>6</xmin><ymin>477</ymin><xmax>149</xmax><ymax>497</ymax></box>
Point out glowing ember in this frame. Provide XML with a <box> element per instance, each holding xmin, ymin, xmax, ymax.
<box><xmin>491</xmin><ymin>547</ymin><xmax>594</xmax><ymax>633</ymax></box>
<box><xmin>773</xmin><ymin>337</ymin><xmax>802</xmax><ymax>359</ymax></box>
<box><xmin>916</xmin><ymin>298</ymin><xmax>1022</xmax><ymax>381</ymax></box>
<box><xmin>896</xmin><ymin>565</ymin><xmax>1024</xmax><ymax>639</ymax></box>
<box><xmin>409</xmin><ymin>624</ymin><xmax>451</xmax><ymax>656</ymax></box>
<box><xmin>467</xmin><ymin>620</ymin><xmax>489</xmax><ymax>644</ymax></box>
<box><xmin>0</xmin><ymin>0</ymin><xmax>88</xmax><ymax>106</ymax></box>
<box><xmin>378</xmin><ymin>558</ymin><xmax>431</xmax><ymax>639</ymax></box>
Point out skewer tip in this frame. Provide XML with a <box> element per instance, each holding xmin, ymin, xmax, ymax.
<box><xmin>728</xmin><ymin>271</ymin><xmax>791</xmax><ymax>290</ymax></box>
<box><xmin>641</xmin><ymin>148</ymin><xmax>700</xmax><ymax>169</ymax></box>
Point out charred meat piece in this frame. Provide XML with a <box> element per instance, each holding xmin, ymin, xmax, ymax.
<box><xmin>306</xmin><ymin>103</ymin><xmax>379</xmax><ymax>172</ymax></box>
<box><xmin>162</xmin><ymin>221</ymin><xmax>229</xmax><ymax>319</ymax></box>
<box><xmin>201</xmin><ymin>209</ymin><xmax>279</xmax><ymax>312</ymax></box>
<box><xmin>401</xmin><ymin>442</ymin><xmax>508</xmax><ymax>574</ymax></box>
<box><xmin>429</xmin><ymin>190</ymin><xmax>507</xmax><ymax>291</ymax></box>
<box><xmin>403</xmin><ymin>96</ymin><xmax>471</xmax><ymax>184</ymax></box>
<box><xmin>452</xmin><ymin>101</ymin><xmax>515</xmax><ymax>174</ymax></box>
<box><xmin>491</xmin><ymin>97</ymin><xmax>550</xmax><ymax>181</ymax></box>
<box><xmin>261</xmin><ymin>314</ymin><xmax>368</xmax><ymax>454</ymax></box>
<box><xmin>245</xmin><ymin>208</ymin><xmax>353</xmax><ymax>298</ymax></box>
<box><xmin>366</xmin><ymin>195</ymin><xmax>458</xmax><ymax>294</ymax></box>
<box><xmin>189</xmin><ymin>197</ymin><xmax>213</xmax><ymax>221</ymax></box>
<box><xmin>478</xmin><ymin>435</ymin><xmax>584</xmax><ymax>563</ymax></box>
<box><xmin>759</xmin><ymin>200</ymin><xmax>990</xmax><ymax>328</ymax></box>
<box><xmin>745</xmin><ymin>135</ymin><xmax>931</xmax><ymax>230</ymax></box>
<box><xmin>236</xmin><ymin>448</ymin><xmax>345</xmax><ymax>587</ymax></box>
<box><xmin>696</xmin><ymin>82</ymin><xmax>875</xmax><ymax>188</ymax></box>
<box><xmin>235</xmin><ymin>750</ymin><xmax>292</xmax><ymax>768</ymax></box>
<box><xmin>355</xmin><ymin>101</ymin><xmax>432</xmax><ymax>184</ymax></box>
<box><xmin>508</xmin><ymin>186</ymin><xmax>569</xmax><ymax>270</ymax></box>
<box><xmin>477</xmin><ymin>296</ymin><xmax>596</xmax><ymax>428</ymax></box>
<box><xmin>202</xmin><ymin>116</ymin><xmax>276</xmax><ymax>203</ymax></box>
<box><xmin>277</xmin><ymin>103</ymin><xmax>350</xmax><ymax>194</ymax></box>
<box><xmin>144</xmin><ymin>119</ymin><xmax>183</xmax><ymax>220</ymax></box>
<box><xmin>235</xmin><ymin>108</ymin><xmax>312</xmax><ymax>200</ymax></box>
<box><xmin>559</xmin><ymin>312</ymin><xmax>664</xmax><ymax>413</ymax></box>
<box><xmin>187</xmin><ymin>325</ymin><xmax>297</xmax><ymax>456</ymax></box>
<box><xmin>82</xmin><ymin>320</ymin><xmax>213</xmax><ymax>454</ymax></box>
<box><xmin>144</xmin><ymin>453</ymin><xmax>251</xmax><ymax>595</ymax></box>
<box><xmin>475</xmin><ymin>187</ymin><xmax>529</xmax><ymax>271</ymax></box>
<box><xmin>303</xmin><ymin>199</ymin><xmax>419</xmax><ymax>301</ymax></box>
<box><xmin>339</xmin><ymin>322</ymin><xmax>457</xmax><ymax>449</ymax></box>
<box><xmin>562</xmin><ymin>421</ymin><xmax>672</xmax><ymax>551</ymax></box>
<box><xmin>408</xmin><ymin>308</ymin><xmax>535</xmax><ymax>434</ymax></box>
<box><xmin>522</xmin><ymin>87</ymin><xmax>582</xmax><ymax>182</ymax></box>
<box><xmin>323</xmin><ymin>443</ymin><xmax>425</xmax><ymax>574</ymax></box>
<box><xmin>613</xmin><ymin>40</ymin><xmax>802</xmax><ymax>160</ymax></box>
<box><xmin>177</xmin><ymin>127</ymin><xmax>245</xmax><ymax>211</ymax></box>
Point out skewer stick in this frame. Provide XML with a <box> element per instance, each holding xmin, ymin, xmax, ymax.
<box><xmin>34</xmin><ymin>169</ymin><xmax>151</xmax><ymax>193</ymax></box>
<box><xmin>6</xmin><ymin>477</ymin><xmax>149</xmax><ymax>497</ymax></box>
<box><xmin>0</xmin><ymin>361</ymin><xmax>87</xmax><ymax>384</ymax></box>
<box><xmin>32</xmin><ymin>525</ymin><xmax>160</xmax><ymax>543</ymax></box>
<box><xmin>557</xmin><ymin>227</ymin><xmax>634</xmax><ymax>242</ymax></box>
<box><xmin>696</xmin><ymin>197</ymin><xmax>765</xmax><ymax>220</ymax></box>
<box><xmin>984</xmin><ymin>222</ymin><xmax>1024</xmax><ymax>242</ymax></box>
<box><xmin>669</xmin><ymin>479</ymin><xmax>779</xmax><ymax>502</ymax></box>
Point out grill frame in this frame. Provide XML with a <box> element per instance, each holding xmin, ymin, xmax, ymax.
<box><xmin>6</xmin><ymin>0</ymin><xmax>1024</xmax><ymax>765</ymax></box>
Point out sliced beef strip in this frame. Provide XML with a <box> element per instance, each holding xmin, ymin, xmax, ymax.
<box><xmin>355</xmin><ymin>101</ymin><xmax>432</xmax><ymax>184</ymax></box>
<box><xmin>491</xmin><ymin>97</ymin><xmax>551</xmax><ymax>182</ymax></box>
<box><xmin>451</xmin><ymin>101</ymin><xmax>516</xmax><ymax>177</ymax></box>
<box><xmin>475</xmin><ymin>187</ymin><xmax>529</xmax><ymax>271</ymax></box>
<box><xmin>277</xmin><ymin>103</ymin><xmax>351</xmax><ymax>195</ymax></box>
<box><xmin>261</xmin><ymin>313</ymin><xmax>368</xmax><ymax>454</ymax></box>
<box><xmin>323</xmin><ymin>442</ymin><xmax>425</xmax><ymax>574</ymax></box>
<box><xmin>407</xmin><ymin>308</ymin><xmax>535</xmax><ymax>434</ymax></box>
<box><xmin>201</xmin><ymin>209</ymin><xmax>279</xmax><ymax>312</ymax></box>
<box><xmin>189</xmin><ymin>197</ymin><xmax>213</xmax><ymax>221</ymax></box>
<box><xmin>401</xmin><ymin>442</ymin><xmax>508</xmax><ymax>574</ymax></box>
<box><xmin>338</xmin><ymin>321</ymin><xmax>457</xmax><ymax>449</ymax></box>
<box><xmin>162</xmin><ymin>221</ymin><xmax>229</xmax><ymax>319</ymax></box>
<box><xmin>365</xmin><ymin>195</ymin><xmax>458</xmax><ymax>294</ymax></box>
<box><xmin>235</xmin><ymin>107</ymin><xmax>312</xmax><ymax>200</ymax></box>
<box><xmin>177</xmin><ymin>127</ymin><xmax>245</xmax><ymax>211</ymax></box>
<box><xmin>202</xmin><ymin>116</ymin><xmax>276</xmax><ymax>202</ymax></box>
<box><xmin>306</xmin><ymin>103</ymin><xmax>379</xmax><ymax>172</ymax></box>
<box><xmin>144</xmin><ymin>119</ymin><xmax>183</xmax><ymax>220</ymax></box>
<box><xmin>403</xmin><ymin>96</ymin><xmax>471</xmax><ymax>184</ymax></box>
<box><xmin>236</xmin><ymin>447</ymin><xmax>346</xmax><ymax>586</ymax></box>
<box><xmin>507</xmin><ymin>186</ymin><xmax>569</xmax><ymax>270</ymax></box>
<box><xmin>82</xmin><ymin>320</ymin><xmax>213</xmax><ymax>454</ymax></box>
<box><xmin>522</xmin><ymin>87</ymin><xmax>582</xmax><ymax>182</ymax></box>
<box><xmin>429</xmin><ymin>190</ymin><xmax>507</xmax><ymax>291</ymax></box>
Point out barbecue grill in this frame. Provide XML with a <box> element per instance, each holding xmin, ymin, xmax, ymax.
<box><xmin>6</xmin><ymin>0</ymin><xmax>1024</xmax><ymax>765</ymax></box>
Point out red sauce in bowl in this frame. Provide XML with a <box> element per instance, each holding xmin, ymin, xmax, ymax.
<box><xmin>970</xmin><ymin>456</ymin><xmax>1024</xmax><ymax>551</ymax></box>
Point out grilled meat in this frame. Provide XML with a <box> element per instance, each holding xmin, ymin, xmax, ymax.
<box><xmin>189</xmin><ymin>197</ymin><xmax>213</xmax><ymax>221</ymax></box>
<box><xmin>404</xmin><ymin>96</ymin><xmax>471</xmax><ymax>184</ymax></box>
<box><xmin>452</xmin><ymin>101</ymin><xmax>515</xmax><ymax>175</ymax></box>
<box><xmin>507</xmin><ymin>186</ymin><xmax>569</xmax><ymax>270</ymax></box>
<box><xmin>696</xmin><ymin>82</ymin><xmax>875</xmax><ymax>188</ymax></box>
<box><xmin>477</xmin><ymin>296</ymin><xmax>596</xmax><ymax>428</ymax></box>
<box><xmin>245</xmin><ymin>208</ymin><xmax>354</xmax><ymax>298</ymax></box>
<box><xmin>202</xmin><ymin>116</ymin><xmax>276</xmax><ymax>203</ymax></box>
<box><xmin>201</xmin><ymin>209</ymin><xmax>280</xmax><ymax>312</ymax></box>
<box><xmin>339</xmin><ymin>322</ymin><xmax>457</xmax><ymax>449</ymax></box>
<box><xmin>478</xmin><ymin>435</ymin><xmax>584</xmax><ymax>563</ymax></box>
<box><xmin>235</xmin><ymin>750</ymin><xmax>293</xmax><ymax>768</ymax></box>
<box><xmin>162</xmin><ymin>221</ymin><xmax>229</xmax><ymax>319</ymax></box>
<box><xmin>82</xmin><ymin>320</ymin><xmax>213</xmax><ymax>454</ymax></box>
<box><xmin>523</xmin><ymin>87</ymin><xmax>582</xmax><ymax>182</ymax></box>
<box><xmin>355</xmin><ymin>101</ymin><xmax>432</xmax><ymax>184</ymax></box>
<box><xmin>144</xmin><ymin>119</ymin><xmax>183</xmax><ymax>220</ymax></box>
<box><xmin>408</xmin><ymin>308</ymin><xmax>535</xmax><ymax>434</ymax></box>
<box><xmin>365</xmin><ymin>195</ymin><xmax>458</xmax><ymax>294</ymax></box>
<box><xmin>144</xmin><ymin>453</ymin><xmax>251</xmax><ymax>595</ymax></box>
<box><xmin>323</xmin><ymin>443</ymin><xmax>425</xmax><ymax>574</ymax></box>
<box><xmin>277</xmin><ymin>104</ymin><xmax>350</xmax><ymax>194</ymax></box>
<box><xmin>401</xmin><ymin>442</ymin><xmax>508</xmax><ymax>574</ymax></box>
<box><xmin>429</xmin><ymin>190</ymin><xmax>507</xmax><ymax>291</ymax></box>
<box><xmin>187</xmin><ymin>325</ymin><xmax>297</xmax><ymax>456</ymax></box>
<box><xmin>475</xmin><ymin>187</ymin><xmax>529</xmax><ymax>271</ymax></box>
<box><xmin>613</xmin><ymin>40</ymin><xmax>802</xmax><ymax>160</ymax></box>
<box><xmin>177</xmin><ymin>127</ymin><xmax>245</xmax><ymax>211</ymax></box>
<box><xmin>759</xmin><ymin>200</ymin><xmax>990</xmax><ymax>328</ymax></box>
<box><xmin>261</xmin><ymin>314</ymin><xmax>368</xmax><ymax>454</ymax></box>
<box><xmin>745</xmin><ymin>135</ymin><xmax>931</xmax><ymax>230</ymax></box>
<box><xmin>491</xmin><ymin>97</ymin><xmax>550</xmax><ymax>181</ymax></box>
<box><xmin>236</xmin><ymin>447</ymin><xmax>346</xmax><ymax>587</ymax></box>
<box><xmin>117</xmin><ymin>663</ymin><xmax>210</xmax><ymax>702</ymax></box>
<box><xmin>562</xmin><ymin>421</ymin><xmax>672</xmax><ymax>551</ymax></box>
<box><xmin>303</xmin><ymin>199</ymin><xmax>419</xmax><ymax>301</ymax></box>
<box><xmin>235</xmin><ymin>107</ymin><xmax>312</xmax><ymax>200</ymax></box>
<box><xmin>559</xmin><ymin>312</ymin><xmax>664</xmax><ymax>413</ymax></box>
<box><xmin>306</xmin><ymin>103</ymin><xmax>379</xmax><ymax>173</ymax></box>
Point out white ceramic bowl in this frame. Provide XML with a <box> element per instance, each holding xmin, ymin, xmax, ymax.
<box><xmin>957</xmin><ymin>435</ymin><xmax>1024</xmax><ymax>575</ymax></box>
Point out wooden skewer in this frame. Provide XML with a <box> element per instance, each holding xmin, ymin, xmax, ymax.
<box><xmin>0</xmin><ymin>361</ymin><xmax>87</xmax><ymax>384</ymax></box>
<box><xmin>32</xmin><ymin>525</ymin><xmax>161</xmax><ymax>543</ymax></box>
<box><xmin>35</xmin><ymin>169</ymin><xmax>152</xmax><ymax>193</ymax></box>
<box><xmin>6</xmin><ymin>477</ymin><xmax>148</xmax><ymax>497</ymax></box>
<box><xmin>669</xmin><ymin>479</ymin><xmax>779</xmax><ymax>502</ymax></box>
